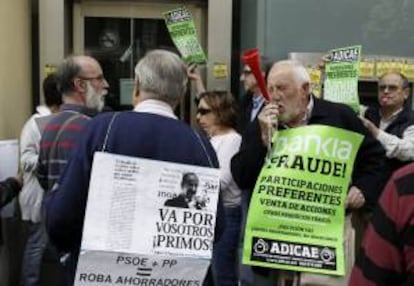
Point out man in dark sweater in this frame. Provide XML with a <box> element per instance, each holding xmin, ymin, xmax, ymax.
<box><xmin>37</xmin><ymin>55</ymin><xmax>109</xmax><ymax>193</ymax></box>
<box><xmin>36</xmin><ymin>55</ymin><xmax>108</xmax><ymax>285</ymax></box>
<box><xmin>44</xmin><ymin>50</ymin><xmax>224</xmax><ymax>285</ymax></box>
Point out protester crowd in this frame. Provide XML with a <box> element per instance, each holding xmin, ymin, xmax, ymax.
<box><xmin>1</xmin><ymin>48</ymin><xmax>414</xmax><ymax>286</ymax></box>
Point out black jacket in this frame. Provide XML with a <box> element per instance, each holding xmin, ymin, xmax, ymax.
<box><xmin>0</xmin><ymin>177</ymin><xmax>20</xmax><ymax>208</ymax></box>
<box><xmin>230</xmin><ymin>96</ymin><xmax>386</xmax><ymax>276</ymax></box>
<box><xmin>231</xmin><ymin>96</ymin><xmax>385</xmax><ymax>209</ymax></box>
<box><xmin>0</xmin><ymin>177</ymin><xmax>21</xmax><ymax>245</ymax></box>
<box><xmin>365</xmin><ymin>105</ymin><xmax>414</xmax><ymax>187</ymax></box>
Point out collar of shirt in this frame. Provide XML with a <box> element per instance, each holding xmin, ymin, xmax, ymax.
<box><xmin>379</xmin><ymin>108</ymin><xmax>403</xmax><ymax>130</ymax></box>
<box><xmin>59</xmin><ymin>103</ymin><xmax>97</xmax><ymax>117</ymax></box>
<box><xmin>36</xmin><ymin>105</ymin><xmax>51</xmax><ymax>116</ymax></box>
<box><xmin>133</xmin><ymin>99</ymin><xmax>177</xmax><ymax>119</ymax></box>
<box><xmin>250</xmin><ymin>95</ymin><xmax>265</xmax><ymax>121</ymax></box>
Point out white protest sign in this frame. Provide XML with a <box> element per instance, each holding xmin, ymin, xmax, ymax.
<box><xmin>0</xmin><ymin>139</ymin><xmax>19</xmax><ymax>180</ymax></box>
<box><xmin>76</xmin><ymin>251</ymin><xmax>209</xmax><ymax>285</ymax></box>
<box><xmin>75</xmin><ymin>152</ymin><xmax>220</xmax><ymax>285</ymax></box>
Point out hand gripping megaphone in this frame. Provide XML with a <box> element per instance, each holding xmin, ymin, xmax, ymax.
<box><xmin>242</xmin><ymin>48</ymin><xmax>269</xmax><ymax>101</ymax></box>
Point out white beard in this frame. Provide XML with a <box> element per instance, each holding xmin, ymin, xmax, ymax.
<box><xmin>86</xmin><ymin>81</ymin><xmax>106</xmax><ymax>111</ymax></box>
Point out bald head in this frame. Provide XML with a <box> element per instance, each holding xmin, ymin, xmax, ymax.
<box><xmin>268</xmin><ymin>60</ymin><xmax>310</xmax><ymax>86</ymax></box>
<box><xmin>57</xmin><ymin>56</ymin><xmax>100</xmax><ymax>95</ymax></box>
<box><xmin>377</xmin><ymin>72</ymin><xmax>410</xmax><ymax>112</ymax></box>
<box><xmin>56</xmin><ymin>55</ymin><xmax>108</xmax><ymax>110</ymax></box>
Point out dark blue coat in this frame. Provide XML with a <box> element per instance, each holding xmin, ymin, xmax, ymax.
<box><xmin>45</xmin><ymin>111</ymin><xmax>223</xmax><ymax>258</ymax></box>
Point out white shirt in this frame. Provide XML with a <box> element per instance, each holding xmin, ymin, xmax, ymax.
<box><xmin>250</xmin><ymin>95</ymin><xmax>265</xmax><ymax>121</ymax></box>
<box><xmin>19</xmin><ymin>105</ymin><xmax>51</xmax><ymax>222</ymax></box>
<box><xmin>211</xmin><ymin>131</ymin><xmax>242</xmax><ymax>207</ymax></box>
<box><xmin>133</xmin><ymin>99</ymin><xmax>177</xmax><ymax>119</ymax></box>
<box><xmin>377</xmin><ymin>108</ymin><xmax>414</xmax><ymax>161</ymax></box>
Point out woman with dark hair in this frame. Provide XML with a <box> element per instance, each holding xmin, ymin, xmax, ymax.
<box><xmin>197</xmin><ymin>91</ymin><xmax>242</xmax><ymax>286</ymax></box>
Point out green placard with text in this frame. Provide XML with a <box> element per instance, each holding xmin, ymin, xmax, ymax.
<box><xmin>243</xmin><ymin>125</ymin><xmax>363</xmax><ymax>276</ymax></box>
<box><xmin>324</xmin><ymin>45</ymin><xmax>362</xmax><ymax>112</ymax></box>
<box><xmin>164</xmin><ymin>7</ymin><xmax>206</xmax><ymax>64</ymax></box>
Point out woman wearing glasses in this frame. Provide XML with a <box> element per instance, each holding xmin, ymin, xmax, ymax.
<box><xmin>196</xmin><ymin>91</ymin><xmax>242</xmax><ymax>286</ymax></box>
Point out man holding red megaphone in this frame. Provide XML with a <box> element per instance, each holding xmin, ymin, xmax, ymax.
<box><xmin>231</xmin><ymin>59</ymin><xmax>385</xmax><ymax>286</ymax></box>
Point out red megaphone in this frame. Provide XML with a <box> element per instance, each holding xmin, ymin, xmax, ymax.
<box><xmin>242</xmin><ymin>48</ymin><xmax>269</xmax><ymax>101</ymax></box>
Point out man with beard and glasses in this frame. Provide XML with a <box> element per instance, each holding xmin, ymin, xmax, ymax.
<box><xmin>37</xmin><ymin>55</ymin><xmax>108</xmax><ymax>193</ymax></box>
<box><xmin>36</xmin><ymin>55</ymin><xmax>108</xmax><ymax>285</ymax></box>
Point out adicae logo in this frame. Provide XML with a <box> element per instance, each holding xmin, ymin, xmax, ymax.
<box><xmin>320</xmin><ymin>247</ymin><xmax>335</xmax><ymax>262</ymax></box>
<box><xmin>254</xmin><ymin>239</ymin><xmax>269</xmax><ymax>254</ymax></box>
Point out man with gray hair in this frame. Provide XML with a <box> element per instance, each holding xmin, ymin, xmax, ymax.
<box><xmin>37</xmin><ymin>55</ymin><xmax>108</xmax><ymax>285</ymax></box>
<box><xmin>44</xmin><ymin>49</ymin><xmax>223</xmax><ymax>285</ymax></box>
<box><xmin>231</xmin><ymin>60</ymin><xmax>384</xmax><ymax>285</ymax></box>
<box><xmin>37</xmin><ymin>55</ymin><xmax>109</xmax><ymax>193</ymax></box>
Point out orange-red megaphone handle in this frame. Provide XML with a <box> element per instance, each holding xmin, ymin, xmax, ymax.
<box><xmin>242</xmin><ymin>48</ymin><xmax>269</xmax><ymax>101</ymax></box>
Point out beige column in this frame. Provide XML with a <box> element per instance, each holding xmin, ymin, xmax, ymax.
<box><xmin>0</xmin><ymin>1</ymin><xmax>32</xmax><ymax>140</ymax></box>
<box><xmin>39</xmin><ymin>0</ymin><xmax>66</xmax><ymax>100</ymax></box>
<box><xmin>207</xmin><ymin>0</ymin><xmax>233</xmax><ymax>91</ymax></box>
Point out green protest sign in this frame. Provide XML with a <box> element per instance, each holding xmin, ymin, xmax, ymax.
<box><xmin>164</xmin><ymin>7</ymin><xmax>206</xmax><ymax>64</ymax></box>
<box><xmin>243</xmin><ymin>125</ymin><xmax>363</xmax><ymax>276</ymax></box>
<box><xmin>324</xmin><ymin>45</ymin><xmax>361</xmax><ymax>112</ymax></box>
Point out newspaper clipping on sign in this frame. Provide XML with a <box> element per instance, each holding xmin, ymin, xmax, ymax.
<box><xmin>75</xmin><ymin>152</ymin><xmax>220</xmax><ymax>285</ymax></box>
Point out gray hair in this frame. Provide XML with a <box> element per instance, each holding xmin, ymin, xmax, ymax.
<box><xmin>271</xmin><ymin>60</ymin><xmax>310</xmax><ymax>85</ymax></box>
<box><xmin>55</xmin><ymin>56</ymin><xmax>83</xmax><ymax>94</ymax></box>
<box><xmin>134</xmin><ymin>49</ymin><xmax>188</xmax><ymax>106</ymax></box>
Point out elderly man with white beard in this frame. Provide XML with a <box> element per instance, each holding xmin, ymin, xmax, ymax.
<box><xmin>37</xmin><ymin>55</ymin><xmax>108</xmax><ymax>193</ymax></box>
<box><xmin>36</xmin><ymin>55</ymin><xmax>108</xmax><ymax>285</ymax></box>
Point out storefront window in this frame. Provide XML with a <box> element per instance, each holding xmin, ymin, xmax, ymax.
<box><xmin>84</xmin><ymin>17</ymin><xmax>176</xmax><ymax>110</ymax></box>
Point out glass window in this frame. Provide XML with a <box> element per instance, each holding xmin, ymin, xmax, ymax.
<box><xmin>84</xmin><ymin>17</ymin><xmax>177</xmax><ymax>110</ymax></box>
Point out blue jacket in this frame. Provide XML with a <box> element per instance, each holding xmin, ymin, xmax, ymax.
<box><xmin>45</xmin><ymin>111</ymin><xmax>223</xmax><ymax>254</ymax></box>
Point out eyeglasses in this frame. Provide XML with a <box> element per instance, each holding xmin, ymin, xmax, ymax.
<box><xmin>378</xmin><ymin>84</ymin><xmax>404</xmax><ymax>92</ymax></box>
<box><xmin>241</xmin><ymin>70</ymin><xmax>252</xmax><ymax>76</ymax></box>
<box><xmin>78</xmin><ymin>75</ymin><xmax>106</xmax><ymax>82</ymax></box>
<box><xmin>197</xmin><ymin>108</ymin><xmax>212</xmax><ymax>115</ymax></box>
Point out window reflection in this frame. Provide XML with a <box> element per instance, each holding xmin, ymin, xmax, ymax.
<box><xmin>84</xmin><ymin>17</ymin><xmax>176</xmax><ymax>110</ymax></box>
